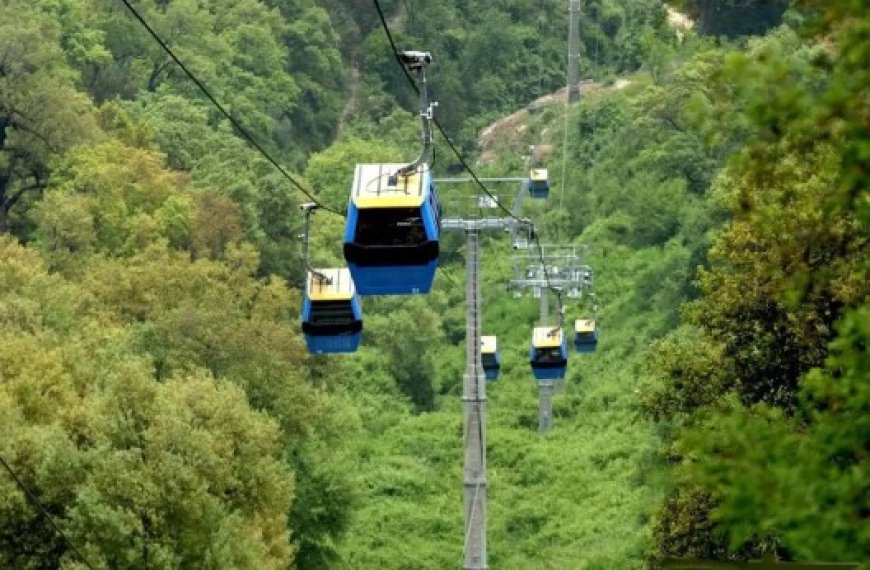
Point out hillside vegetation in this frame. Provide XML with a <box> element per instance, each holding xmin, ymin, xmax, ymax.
<box><xmin>0</xmin><ymin>0</ymin><xmax>866</xmax><ymax>568</ymax></box>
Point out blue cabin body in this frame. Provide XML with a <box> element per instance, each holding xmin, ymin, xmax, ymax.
<box><xmin>343</xmin><ymin>163</ymin><xmax>441</xmax><ymax>295</ymax></box>
<box><xmin>301</xmin><ymin>268</ymin><xmax>363</xmax><ymax>354</ymax></box>
<box><xmin>481</xmin><ymin>335</ymin><xmax>500</xmax><ymax>381</ymax></box>
<box><xmin>529</xmin><ymin>326</ymin><xmax>568</xmax><ymax>381</ymax></box>
<box><xmin>528</xmin><ymin>169</ymin><xmax>550</xmax><ymax>199</ymax></box>
<box><xmin>574</xmin><ymin>319</ymin><xmax>599</xmax><ymax>353</ymax></box>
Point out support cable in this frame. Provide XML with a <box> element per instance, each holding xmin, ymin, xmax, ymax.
<box><xmin>461</xmin><ymin>479</ymin><xmax>483</xmax><ymax>567</ymax></box>
<box><xmin>591</xmin><ymin>10</ymin><xmax>601</xmax><ymax>187</ymax></box>
<box><xmin>557</xmin><ymin>0</ymin><xmax>570</xmax><ymax>242</ymax></box>
<box><xmin>558</xmin><ymin>55</ymin><xmax>570</xmax><ymax>242</ymax></box>
<box><xmin>0</xmin><ymin>454</ymin><xmax>96</xmax><ymax>570</ymax></box>
<box><xmin>533</xmin><ymin>233</ymin><xmax>565</xmax><ymax>327</ymax></box>
<box><xmin>116</xmin><ymin>0</ymin><xmax>344</xmax><ymax>217</ymax></box>
<box><xmin>437</xmin><ymin>266</ymin><xmax>460</xmax><ymax>290</ymax></box>
<box><xmin>558</xmin><ymin>103</ymin><xmax>569</xmax><ymax>242</ymax></box>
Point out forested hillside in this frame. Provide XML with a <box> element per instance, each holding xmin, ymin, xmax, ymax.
<box><xmin>0</xmin><ymin>0</ymin><xmax>866</xmax><ymax>568</ymax></box>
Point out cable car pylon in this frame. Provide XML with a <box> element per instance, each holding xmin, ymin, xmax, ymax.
<box><xmin>438</xmin><ymin>177</ymin><xmax>535</xmax><ymax>570</ymax></box>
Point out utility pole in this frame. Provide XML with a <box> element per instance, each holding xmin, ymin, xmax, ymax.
<box><xmin>567</xmin><ymin>0</ymin><xmax>581</xmax><ymax>103</ymax></box>
<box><xmin>439</xmin><ymin>180</ymin><xmax>534</xmax><ymax>570</ymax></box>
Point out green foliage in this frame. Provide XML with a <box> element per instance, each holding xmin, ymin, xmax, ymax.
<box><xmin>122</xmin><ymin>94</ymin><xmax>306</xmax><ymax>280</ymax></box>
<box><xmin>0</xmin><ymin>0</ymin><xmax>99</xmax><ymax>233</ymax></box>
<box><xmin>89</xmin><ymin>0</ymin><xmax>300</xmax><ymax>151</ymax></box>
<box><xmin>656</xmin><ymin>308</ymin><xmax>869</xmax><ymax>561</ymax></box>
<box><xmin>0</xmin><ymin>237</ymin><xmax>296</xmax><ymax>568</ymax></box>
<box><xmin>2</xmin><ymin>0</ymin><xmax>866</xmax><ymax>567</ymax></box>
<box><xmin>646</xmin><ymin>4</ymin><xmax>870</xmax><ymax>563</ymax></box>
<box><xmin>278</xmin><ymin>3</ymin><xmax>347</xmax><ymax>151</ymax></box>
<box><xmin>34</xmin><ymin>141</ymin><xmax>197</xmax><ymax>265</ymax></box>
<box><xmin>665</xmin><ymin>0</ymin><xmax>791</xmax><ymax>37</ymax></box>
<box><xmin>364</xmin><ymin>295</ymin><xmax>447</xmax><ymax>411</ymax></box>
<box><xmin>354</xmin><ymin>0</ymin><xmax>676</xmax><ymax>149</ymax></box>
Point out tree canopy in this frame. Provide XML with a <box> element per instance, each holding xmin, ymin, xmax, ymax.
<box><xmin>0</xmin><ymin>0</ymin><xmax>866</xmax><ymax>567</ymax></box>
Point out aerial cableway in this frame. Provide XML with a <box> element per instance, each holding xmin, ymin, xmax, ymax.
<box><xmin>343</xmin><ymin>162</ymin><xmax>441</xmax><ymax>295</ymax></box>
<box><xmin>295</xmin><ymin>34</ymin><xmax>601</xmax><ymax>570</ymax></box>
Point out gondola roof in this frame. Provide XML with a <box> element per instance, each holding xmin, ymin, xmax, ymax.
<box><xmin>351</xmin><ymin>163</ymin><xmax>429</xmax><ymax>209</ymax></box>
<box><xmin>532</xmin><ymin>326</ymin><xmax>564</xmax><ymax>348</ymax></box>
<box><xmin>307</xmin><ymin>268</ymin><xmax>356</xmax><ymax>301</ymax></box>
<box><xmin>481</xmin><ymin>335</ymin><xmax>498</xmax><ymax>355</ymax></box>
<box><xmin>529</xmin><ymin>168</ymin><xmax>548</xmax><ymax>183</ymax></box>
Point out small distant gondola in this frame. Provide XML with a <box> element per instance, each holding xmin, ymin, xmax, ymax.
<box><xmin>481</xmin><ymin>335</ymin><xmax>500</xmax><ymax>381</ymax></box>
<box><xmin>528</xmin><ymin>169</ymin><xmax>550</xmax><ymax>199</ymax></box>
<box><xmin>529</xmin><ymin>326</ymin><xmax>568</xmax><ymax>380</ymax></box>
<box><xmin>573</xmin><ymin>318</ymin><xmax>598</xmax><ymax>353</ymax></box>
<box><xmin>301</xmin><ymin>268</ymin><xmax>362</xmax><ymax>354</ymax></box>
<box><xmin>343</xmin><ymin>163</ymin><xmax>441</xmax><ymax>295</ymax></box>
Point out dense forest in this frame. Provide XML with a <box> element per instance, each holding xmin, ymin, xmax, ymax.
<box><xmin>0</xmin><ymin>0</ymin><xmax>866</xmax><ymax>568</ymax></box>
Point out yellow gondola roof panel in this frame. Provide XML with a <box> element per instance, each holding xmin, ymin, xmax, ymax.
<box><xmin>532</xmin><ymin>326</ymin><xmax>563</xmax><ymax>348</ymax></box>
<box><xmin>352</xmin><ymin>163</ymin><xmax>429</xmax><ymax>209</ymax></box>
<box><xmin>575</xmin><ymin>319</ymin><xmax>597</xmax><ymax>333</ymax></box>
<box><xmin>307</xmin><ymin>268</ymin><xmax>356</xmax><ymax>301</ymax></box>
<box><xmin>529</xmin><ymin>168</ymin><xmax>548</xmax><ymax>183</ymax></box>
<box><xmin>481</xmin><ymin>335</ymin><xmax>498</xmax><ymax>355</ymax></box>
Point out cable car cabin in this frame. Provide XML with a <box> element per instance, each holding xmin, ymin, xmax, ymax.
<box><xmin>301</xmin><ymin>268</ymin><xmax>362</xmax><ymax>354</ymax></box>
<box><xmin>528</xmin><ymin>169</ymin><xmax>550</xmax><ymax>199</ymax></box>
<box><xmin>343</xmin><ymin>163</ymin><xmax>441</xmax><ymax>295</ymax></box>
<box><xmin>481</xmin><ymin>335</ymin><xmax>500</xmax><ymax>381</ymax></box>
<box><xmin>574</xmin><ymin>318</ymin><xmax>599</xmax><ymax>353</ymax></box>
<box><xmin>529</xmin><ymin>326</ymin><xmax>568</xmax><ymax>381</ymax></box>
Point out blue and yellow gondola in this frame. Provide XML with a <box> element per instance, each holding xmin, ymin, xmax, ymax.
<box><xmin>481</xmin><ymin>335</ymin><xmax>500</xmax><ymax>381</ymax></box>
<box><xmin>343</xmin><ymin>163</ymin><xmax>441</xmax><ymax>295</ymax></box>
<box><xmin>528</xmin><ymin>168</ymin><xmax>550</xmax><ymax>199</ymax></box>
<box><xmin>529</xmin><ymin>326</ymin><xmax>568</xmax><ymax>380</ymax></box>
<box><xmin>301</xmin><ymin>268</ymin><xmax>362</xmax><ymax>354</ymax></box>
<box><xmin>573</xmin><ymin>318</ymin><xmax>599</xmax><ymax>353</ymax></box>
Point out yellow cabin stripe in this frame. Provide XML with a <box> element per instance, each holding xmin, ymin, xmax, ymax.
<box><xmin>575</xmin><ymin>319</ymin><xmax>596</xmax><ymax>333</ymax></box>
<box><xmin>308</xmin><ymin>268</ymin><xmax>356</xmax><ymax>301</ymax></box>
<box><xmin>354</xmin><ymin>195</ymin><xmax>425</xmax><ymax>209</ymax></box>
<box><xmin>352</xmin><ymin>163</ymin><xmax>428</xmax><ymax>208</ymax></box>
<box><xmin>481</xmin><ymin>336</ymin><xmax>498</xmax><ymax>354</ymax></box>
<box><xmin>532</xmin><ymin>326</ymin><xmax>563</xmax><ymax>348</ymax></box>
<box><xmin>530</xmin><ymin>168</ymin><xmax>548</xmax><ymax>182</ymax></box>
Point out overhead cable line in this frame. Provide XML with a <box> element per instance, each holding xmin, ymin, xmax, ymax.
<box><xmin>116</xmin><ymin>0</ymin><xmax>343</xmax><ymax>217</ymax></box>
<box><xmin>0</xmin><ymin>454</ymin><xmax>96</xmax><ymax>570</ymax></box>
<box><xmin>372</xmin><ymin>0</ymin><xmax>517</xmax><ymax>222</ymax></box>
<box><xmin>591</xmin><ymin>9</ymin><xmax>601</xmax><ymax>187</ymax></box>
<box><xmin>371</xmin><ymin>0</ymin><xmax>564</xmax><ymax>317</ymax></box>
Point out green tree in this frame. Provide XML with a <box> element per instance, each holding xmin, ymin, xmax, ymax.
<box><xmin>276</xmin><ymin>2</ymin><xmax>347</xmax><ymax>151</ymax></box>
<box><xmin>89</xmin><ymin>0</ymin><xmax>299</xmax><ymax>157</ymax></box>
<box><xmin>665</xmin><ymin>0</ymin><xmax>791</xmax><ymax>37</ymax></box>
<box><xmin>647</xmin><ymin>4</ymin><xmax>869</xmax><ymax>562</ymax></box>
<box><xmin>0</xmin><ymin>0</ymin><xmax>98</xmax><ymax>234</ymax></box>
<box><xmin>677</xmin><ymin>306</ymin><xmax>870</xmax><ymax>560</ymax></box>
<box><xmin>0</xmin><ymin>236</ymin><xmax>297</xmax><ymax>569</ymax></box>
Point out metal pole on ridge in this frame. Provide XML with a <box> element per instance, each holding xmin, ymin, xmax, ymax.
<box><xmin>567</xmin><ymin>0</ymin><xmax>582</xmax><ymax>103</ymax></box>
